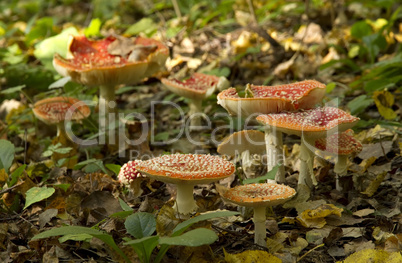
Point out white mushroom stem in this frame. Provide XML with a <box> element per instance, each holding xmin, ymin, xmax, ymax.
<box><xmin>334</xmin><ymin>155</ymin><xmax>347</xmax><ymax>191</ymax></box>
<box><xmin>253</xmin><ymin>206</ymin><xmax>267</xmax><ymax>247</ymax></box>
<box><xmin>173</xmin><ymin>183</ymin><xmax>198</xmax><ymax>215</ymax></box>
<box><xmin>264</xmin><ymin>127</ymin><xmax>285</xmax><ymax>183</ymax></box>
<box><xmin>56</xmin><ymin>122</ymin><xmax>69</xmax><ymax>142</ymax></box>
<box><xmin>240</xmin><ymin>150</ymin><xmax>253</xmax><ymax>179</ymax></box>
<box><xmin>188</xmin><ymin>99</ymin><xmax>203</xmax><ymax>129</ymax></box>
<box><xmin>298</xmin><ymin>139</ymin><xmax>317</xmax><ymax>189</ymax></box>
<box><xmin>99</xmin><ymin>85</ymin><xmax>116</xmax><ymax>132</ymax></box>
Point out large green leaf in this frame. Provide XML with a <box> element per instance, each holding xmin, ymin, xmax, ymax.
<box><xmin>32</xmin><ymin>226</ymin><xmax>130</xmax><ymax>263</ymax></box>
<box><xmin>23</xmin><ymin>187</ymin><xmax>55</xmax><ymax>209</ymax></box>
<box><xmin>159</xmin><ymin>228</ymin><xmax>218</xmax><ymax>246</ymax></box>
<box><xmin>243</xmin><ymin>165</ymin><xmax>279</xmax><ymax>184</ymax></box>
<box><xmin>125</xmin><ymin>212</ymin><xmax>156</xmax><ymax>239</ymax></box>
<box><xmin>172</xmin><ymin>210</ymin><xmax>239</xmax><ymax>236</ymax></box>
<box><xmin>0</xmin><ymin>140</ymin><xmax>15</xmax><ymax>172</ymax></box>
<box><xmin>124</xmin><ymin>235</ymin><xmax>159</xmax><ymax>263</ymax></box>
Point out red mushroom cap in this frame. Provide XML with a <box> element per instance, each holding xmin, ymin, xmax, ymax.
<box><xmin>135</xmin><ymin>154</ymin><xmax>235</xmax><ymax>185</ymax></box>
<box><xmin>33</xmin><ymin>97</ymin><xmax>90</xmax><ymax>125</ymax></box>
<box><xmin>217</xmin><ymin>80</ymin><xmax>326</xmax><ymax>116</ymax></box>
<box><xmin>118</xmin><ymin>160</ymin><xmax>144</xmax><ymax>185</ymax></box>
<box><xmin>256</xmin><ymin>107</ymin><xmax>359</xmax><ymax>138</ymax></box>
<box><xmin>53</xmin><ymin>35</ymin><xmax>168</xmax><ymax>86</ymax></box>
<box><xmin>222</xmin><ymin>183</ymin><xmax>296</xmax><ymax>207</ymax></box>
<box><xmin>314</xmin><ymin>129</ymin><xmax>363</xmax><ymax>156</ymax></box>
<box><xmin>161</xmin><ymin>73</ymin><xmax>222</xmax><ymax>100</ymax></box>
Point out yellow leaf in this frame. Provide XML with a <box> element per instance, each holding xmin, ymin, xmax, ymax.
<box><xmin>224</xmin><ymin>249</ymin><xmax>282</xmax><ymax>263</ymax></box>
<box><xmin>358</xmin><ymin>156</ymin><xmax>377</xmax><ymax>174</ymax></box>
<box><xmin>301</xmin><ymin>204</ymin><xmax>343</xmax><ymax>219</ymax></box>
<box><xmin>337</xmin><ymin>248</ymin><xmax>402</xmax><ymax>263</ymax></box>
<box><xmin>373</xmin><ymin>90</ymin><xmax>397</xmax><ymax>120</ymax></box>
<box><xmin>0</xmin><ymin>169</ymin><xmax>8</xmax><ymax>186</ymax></box>
<box><xmin>297</xmin><ymin>216</ymin><xmax>327</xmax><ymax>229</ymax></box>
<box><xmin>361</xmin><ymin>171</ymin><xmax>387</xmax><ymax>197</ymax></box>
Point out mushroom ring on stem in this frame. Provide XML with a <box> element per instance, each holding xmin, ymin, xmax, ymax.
<box><xmin>312</xmin><ymin>129</ymin><xmax>362</xmax><ymax>191</ymax></box>
<box><xmin>222</xmin><ymin>183</ymin><xmax>296</xmax><ymax>247</ymax></box>
<box><xmin>33</xmin><ymin>96</ymin><xmax>90</xmax><ymax>141</ymax></box>
<box><xmin>256</xmin><ymin>107</ymin><xmax>359</xmax><ymax>189</ymax></box>
<box><xmin>135</xmin><ymin>153</ymin><xmax>235</xmax><ymax>215</ymax></box>
<box><xmin>161</xmin><ymin>73</ymin><xmax>229</xmax><ymax>129</ymax></box>
<box><xmin>217</xmin><ymin>80</ymin><xmax>326</xmax><ymax>183</ymax></box>
<box><xmin>217</xmin><ymin>130</ymin><xmax>265</xmax><ymax>179</ymax></box>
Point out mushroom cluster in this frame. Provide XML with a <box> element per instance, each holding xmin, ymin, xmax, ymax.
<box><xmin>217</xmin><ymin>80</ymin><xmax>326</xmax><ymax>182</ymax></box>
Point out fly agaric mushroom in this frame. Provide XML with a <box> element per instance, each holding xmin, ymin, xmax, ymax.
<box><xmin>118</xmin><ymin>160</ymin><xmax>146</xmax><ymax>197</ymax></box>
<box><xmin>217</xmin><ymin>80</ymin><xmax>326</xmax><ymax>183</ymax></box>
<box><xmin>256</xmin><ymin>107</ymin><xmax>359</xmax><ymax>189</ymax></box>
<box><xmin>33</xmin><ymin>96</ymin><xmax>90</xmax><ymax>142</ymax></box>
<box><xmin>135</xmin><ymin>153</ymin><xmax>235</xmax><ymax>215</ymax></box>
<box><xmin>217</xmin><ymin>130</ymin><xmax>265</xmax><ymax>179</ymax></box>
<box><xmin>53</xmin><ymin>35</ymin><xmax>168</xmax><ymax>115</ymax></box>
<box><xmin>161</xmin><ymin>73</ymin><xmax>229</xmax><ymax>129</ymax></box>
<box><xmin>222</xmin><ymin>183</ymin><xmax>296</xmax><ymax>247</ymax></box>
<box><xmin>312</xmin><ymin>129</ymin><xmax>362</xmax><ymax>191</ymax></box>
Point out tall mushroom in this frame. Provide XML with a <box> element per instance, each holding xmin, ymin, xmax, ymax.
<box><xmin>222</xmin><ymin>183</ymin><xmax>296</xmax><ymax>247</ymax></box>
<box><xmin>161</xmin><ymin>73</ymin><xmax>229</xmax><ymax>129</ymax></box>
<box><xmin>135</xmin><ymin>153</ymin><xmax>235</xmax><ymax>215</ymax></box>
<box><xmin>256</xmin><ymin>107</ymin><xmax>359</xmax><ymax>190</ymax></box>
<box><xmin>312</xmin><ymin>129</ymin><xmax>362</xmax><ymax>191</ymax></box>
<box><xmin>33</xmin><ymin>96</ymin><xmax>90</xmax><ymax>143</ymax></box>
<box><xmin>217</xmin><ymin>130</ymin><xmax>265</xmax><ymax>179</ymax></box>
<box><xmin>217</xmin><ymin>80</ymin><xmax>326</xmax><ymax>183</ymax></box>
<box><xmin>53</xmin><ymin>35</ymin><xmax>168</xmax><ymax>123</ymax></box>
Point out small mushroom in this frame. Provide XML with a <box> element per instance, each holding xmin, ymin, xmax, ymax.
<box><xmin>33</xmin><ymin>96</ymin><xmax>90</xmax><ymax>142</ymax></box>
<box><xmin>118</xmin><ymin>160</ymin><xmax>146</xmax><ymax>197</ymax></box>
<box><xmin>217</xmin><ymin>130</ymin><xmax>265</xmax><ymax>179</ymax></box>
<box><xmin>256</xmin><ymin>107</ymin><xmax>360</xmax><ymax>190</ymax></box>
<box><xmin>162</xmin><ymin>73</ymin><xmax>229</xmax><ymax>129</ymax></box>
<box><xmin>217</xmin><ymin>80</ymin><xmax>326</xmax><ymax>183</ymax></box>
<box><xmin>222</xmin><ymin>183</ymin><xmax>296</xmax><ymax>247</ymax></box>
<box><xmin>135</xmin><ymin>153</ymin><xmax>235</xmax><ymax>215</ymax></box>
<box><xmin>312</xmin><ymin>129</ymin><xmax>362</xmax><ymax>191</ymax></box>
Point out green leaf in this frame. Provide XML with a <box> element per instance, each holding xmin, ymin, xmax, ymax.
<box><xmin>364</xmin><ymin>79</ymin><xmax>394</xmax><ymax>93</ymax></box>
<box><xmin>105</xmin><ymin>163</ymin><xmax>121</xmax><ymax>176</ymax></box>
<box><xmin>347</xmin><ymin>95</ymin><xmax>374</xmax><ymax>115</ymax></box>
<box><xmin>110</xmin><ymin>210</ymin><xmax>133</xmax><ymax>219</ymax></box>
<box><xmin>0</xmin><ymin>140</ymin><xmax>15</xmax><ymax>172</ymax></box>
<box><xmin>24</xmin><ymin>187</ymin><xmax>55</xmax><ymax>209</ymax></box>
<box><xmin>119</xmin><ymin>197</ymin><xmax>133</xmax><ymax>212</ymax></box>
<box><xmin>84</xmin><ymin>18</ymin><xmax>102</xmax><ymax>37</ymax></box>
<box><xmin>74</xmin><ymin>158</ymin><xmax>108</xmax><ymax>174</ymax></box>
<box><xmin>58</xmin><ymin>233</ymin><xmax>92</xmax><ymax>243</ymax></box>
<box><xmin>325</xmin><ymin>82</ymin><xmax>336</xmax><ymax>93</ymax></box>
<box><xmin>153</xmin><ymin>132</ymin><xmax>170</xmax><ymax>141</ymax></box>
<box><xmin>32</xmin><ymin>226</ymin><xmax>131</xmax><ymax>263</ymax></box>
<box><xmin>124</xmin><ymin>235</ymin><xmax>159</xmax><ymax>263</ymax></box>
<box><xmin>33</xmin><ymin>27</ymin><xmax>79</xmax><ymax>70</ymax></box>
<box><xmin>125</xmin><ymin>18</ymin><xmax>157</xmax><ymax>36</ymax></box>
<box><xmin>0</xmin><ymin>85</ymin><xmax>26</xmax><ymax>95</ymax></box>
<box><xmin>159</xmin><ymin>228</ymin><xmax>218</xmax><ymax>246</ymax></box>
<box><xmin>53</xmin><ymin>184</ymin><xmax>71</xmax><ymax>192</ymax></box>
<box><xmin>243</xmin><ymin>165</ymin><xmax>278</xmax><ymax>184</ymax></box>
<box><xmin>48</xmin><ymin>76</ymin><xmax>71</xmax><ymax>89</ymax></box>
<box><xmin>351</xmin><ymin>20</ymin><xmax>373</xmax><ymax>39</ymax></box>
<box><xmin>172</xmin><ymin>210</ymin><xmax>239</xmax><ymax>236</ymax></box>
<box><xmin>9</xmin><ymin>164</ymin><xmax>26</xmax><ymax>187</ymax></box>
<box><xmin>125</xmin><ymin>212</ymin><xmax>156</xmax><ymax>239</ymax></box>
<box><xmin>25</xmin><ymin>17</ymin><xmax>55</xmax><ymax>46</ymax></box>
